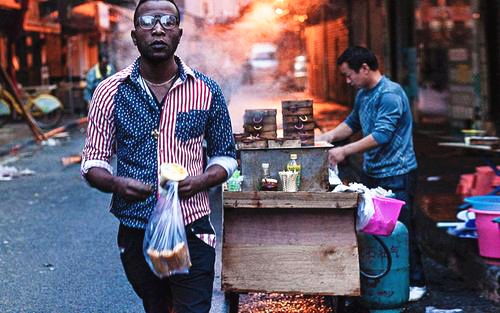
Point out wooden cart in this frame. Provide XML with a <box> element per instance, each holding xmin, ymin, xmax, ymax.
<box><xmin>222</xmin><ymin>191</ymin><xmax>360</xmax><ymax>313</ymax></box>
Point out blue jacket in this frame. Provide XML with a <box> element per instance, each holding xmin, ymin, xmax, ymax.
<box><xmin>84</xmin><ymin>63</ymin><xmax>115</xmax><ymax>102</ymax></box>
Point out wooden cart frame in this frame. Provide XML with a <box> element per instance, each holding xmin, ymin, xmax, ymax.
<box><xmin>222</xmin><ymin>191</ymin><xmax>360</xmax><ymax>313</ymax></box>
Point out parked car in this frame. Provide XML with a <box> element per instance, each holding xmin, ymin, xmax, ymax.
<box><xmin>282</xmin><ymin>55</ymin><xmax>307</xmax><ymax>91</ymax></box>
<box><xmin>248</xmin><ymin>43</ymin><xmax>278</xmax><ymax>80</ymax></box>
<box><xmin>293</xmin><ymin>55</ymin><xmax>307</xmax><ymax>90</ymax></box>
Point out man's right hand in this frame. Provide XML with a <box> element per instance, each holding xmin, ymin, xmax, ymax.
<box><xmin>86</xmin><ymin>167</ymin><xmax>152</xmax><ymax>202</ymax></box>
<box><xmin>112</xmin><ymin>177</ymin><xmax>153</xmax><ymax>202</ymax></box>
<box><xmin>328</xmin><ymin>146</ymin><xmax>347</xmax><ymax>165</ymax></box>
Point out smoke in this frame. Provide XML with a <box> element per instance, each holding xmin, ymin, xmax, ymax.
<box><xmin>109</xmin><ymin>1</ymin><xmax>289</xmax><ymax>101</ymax></box>
<box><xmin>109</xmin><ymin>7</ymin><xmax>137</xmax><ymax>70</ymax></box>
<box><xmin>177</xmin><ymin>0</ymin><xmax>287</xmax><ymax>101</ymax></box>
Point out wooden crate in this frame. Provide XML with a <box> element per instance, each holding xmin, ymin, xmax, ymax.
<box><xmin>222</xmin><ymin>191</ymin><xmax>361</xmax><ymax>296</ymax></box>
<box><xmin>243</xmin><ymin>109</ymin><xmax>277</xmax><ymax>139</ymax></box>
<box><xmin>282</xmin><ymin>100</ymin><xmax>315</xmax><ymax>146</ymax></box>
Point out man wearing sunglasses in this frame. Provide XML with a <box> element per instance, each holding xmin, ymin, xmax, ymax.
<box><xmin>81</xmin><ymin>1</ymin><xmax>237</xmax><ymax>312</ymax></box>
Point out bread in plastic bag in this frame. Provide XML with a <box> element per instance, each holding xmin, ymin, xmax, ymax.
<box><xmin>143</xmin><ymin>181</ymin><xmax>191</xmax><ymax>277</ymax></box>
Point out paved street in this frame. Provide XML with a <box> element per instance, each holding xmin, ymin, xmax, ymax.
<box><xmin>0</xmin><ymin>129</ymin><xmax>233</xmax><ymax>313</ymax></box>
<box><xmin>0</xmin><ymin>130</ymin><xmax>142</xmax><ymax>312</ymax></box>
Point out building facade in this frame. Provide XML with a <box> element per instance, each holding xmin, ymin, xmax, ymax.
<box><xmin>0</xmin><ymin>0</ymin><xmax>135</xmax><ymax>114</ymax></box>
<box><xmin>183</xmin><ymin>0</ymin><xmax>250</xmax><ymax>24</ymax></box>
<box><xmin>303</xmin><ymin>0</ymin><xmax>498</xmax><ymax>131</ymax></box>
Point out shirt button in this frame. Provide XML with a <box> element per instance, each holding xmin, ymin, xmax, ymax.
<box><xmin>151</xmin><ymin>129</ymin><xmax>159</xmax><ymax>139</ymax></box>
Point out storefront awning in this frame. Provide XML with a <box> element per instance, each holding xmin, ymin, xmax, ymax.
<box><xmin>38</xmin><ymin>0</ymin><xmax>136</xmax><ymax>16</ymax></box>
<box><xmin>37</xmin><ymin>0</ymin><xmax>134</xmax><ymax>34</ymax></box>
<box><xmin>0</xmin><ymin>0</ymin><xmax>22</xmax><ymax>11</ymax></box>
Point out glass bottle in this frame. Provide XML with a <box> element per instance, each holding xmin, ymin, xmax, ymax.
<box><xmin>286</xmin><ymin>153</ymin><xmax>301</xmax><ymax>189</ymax></box>
<box><xmin>260</xmin><ymin>163</ymin><xmax>278</xmax><ymax>191</ymax></box>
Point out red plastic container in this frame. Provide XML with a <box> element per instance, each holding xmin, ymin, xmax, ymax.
<box><xmin>472</xmin><ymin>166</ymin><xmax>496</xmax><ymax>195</ymax></box>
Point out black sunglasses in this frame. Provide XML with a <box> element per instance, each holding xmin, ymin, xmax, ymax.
<box><xmin>136</xmin><ymin>14</ymin><xmax>179</xmax><ymax>30</ymax></box>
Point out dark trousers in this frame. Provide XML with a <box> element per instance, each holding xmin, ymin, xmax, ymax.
<box><xmin>117</xmin><ymin>216</ymin><xmax>216</xmax><ymax>313</ymax></box>
<box><xmin>362</xmin><ymin>170</ymin><xmax>426</xmax><ymax>287</ymax></box>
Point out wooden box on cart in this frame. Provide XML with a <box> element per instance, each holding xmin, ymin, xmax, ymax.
<box><xmin>243</xmin><ymin>109</ymin><xmax>277</xmax><ymax>139</ymax></box>
<box><xmin>282</xmin><ymin>99</ymin><xmax>315</xmax><ymax>146</ymax></box>
<box><xmin>222</xmin><ymin>191</ymin><xmax>361</xmax><ymax>296</ymax></box>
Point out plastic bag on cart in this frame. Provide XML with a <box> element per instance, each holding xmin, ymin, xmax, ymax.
<box><xmin>143</xmin><ymin>181</ymin><xmax>191</xmax><ymax>278</ymax></box>
<box><xmin>357</xmin><ymin>191</ymin><xmax>375</xmax><ymax>231</ymax></box>
<box><xmin>328</xmin><ymin>164</ymin><xmax>342</xmax><ymax>186</ymax></box>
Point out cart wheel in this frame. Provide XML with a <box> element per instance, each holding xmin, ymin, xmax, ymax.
<box><xmin>224</xmin><ymin>292</ymin><xmax>239</xmax><ymax>313</ymax></box>
<box><xmin>324</xmin><ymin>296</ymin><xmax>346</xmax><ymax>313</ymax></box>
<box><xmin>29</xmin><ymin>94</ymin><xmax>63</xmax><ymax>129</ymax></box>
<box><xmin>0</xmin><ymin>96</ymin><xmax>13</xmax><ymax>128</ymax></box>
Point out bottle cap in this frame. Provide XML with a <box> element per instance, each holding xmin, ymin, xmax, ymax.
<box><xmin>262</xmin><ymin>163</ymin><xmax>269</xmax><ymax>169</ymax></box>
<box><xmin>290</xmin><ymin>154</ymin><xmax>297</xmax><ymax>160</ymax></box>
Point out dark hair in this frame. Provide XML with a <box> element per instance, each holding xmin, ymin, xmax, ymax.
<box><xmin>133</xmin><ymin>0</ymin><xmax>181</xmax><ymax>25</ymax></box>
<box><xmin>336</xmin><ymin>46</ymin><xmax>379</xmax><ymax>72</ymax></box>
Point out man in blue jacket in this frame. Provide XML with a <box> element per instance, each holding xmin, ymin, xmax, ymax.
<box><xmin>319</xmin><ymin>46</ymin><xmax>426</xmax><ymax>302</ymax></box>
<box><xmin>83</xmin><ymin>52</ymin><xmax>115</xmax><ymax>110</ymax></box>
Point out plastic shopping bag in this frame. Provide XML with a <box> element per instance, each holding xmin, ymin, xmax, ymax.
<box><xmin>328</xmin><ymin>164</ymin><xmax>342</xmax><ymax>186</ymax></box>
<box><xmin>143</xmin><ymin>181</ymin><xmax>191</xmax><ymax>278</ymax></box>
<box><xmin>356</xmin><ymin>192</ymin><xmax>375</xmax><ymax>231</ymax></box>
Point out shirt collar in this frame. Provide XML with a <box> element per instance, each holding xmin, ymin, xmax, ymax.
<box><xmin>129</xmin><ymin>55</ymin><xmax>195</xmax><ymax>84</ymax></box>
<box><xmin>363</xmin><ymin>75</ymin><xmax>385</xmax><ymax>94</ymax></box>
<box><xmin>372</xmin><ymin>75</ymin><xmax>385</xmax><ymax>89</ymax></box>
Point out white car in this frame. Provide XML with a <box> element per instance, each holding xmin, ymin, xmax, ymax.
<box><xmin>249</xmin><ymin>43</ymin><xmax>278</xmax><ymax>77</ymax></box>
<box><xmin>294</xmin><ymin>55</ymin><xmax>307</xmax><ymax>78</ymax></box>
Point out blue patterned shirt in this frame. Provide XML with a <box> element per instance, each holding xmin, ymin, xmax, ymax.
<box><xmin>82</xmin><ymin>57</ymin><xmax>237</xmax><ymax>238</ymax></box>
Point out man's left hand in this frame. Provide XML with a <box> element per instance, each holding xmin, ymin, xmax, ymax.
<box><xmin>178</xmin><ymin>175</ymin><xmax>205</xmax><ymax>199</ymax></box>
<box><xmin>328</xmin><ymin>147</ymin><xmax>347</xmax><ymax>165</ymax></box>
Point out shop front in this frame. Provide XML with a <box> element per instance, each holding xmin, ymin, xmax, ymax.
<box><xmin>415</xmin><ymin>0</ymin><xmax>489</xmax><ymax>130</ymax></box>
